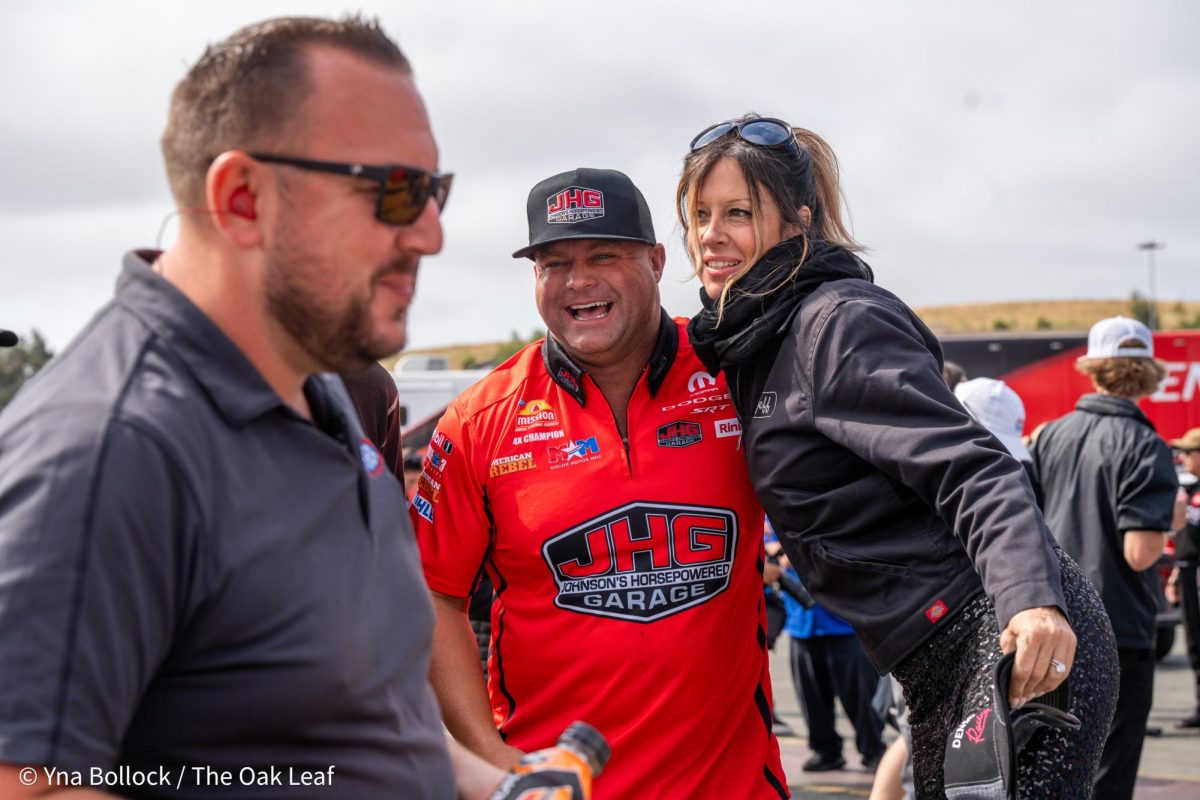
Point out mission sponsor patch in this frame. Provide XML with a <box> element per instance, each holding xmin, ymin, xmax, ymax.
<box><xmin>515</xmin><ymin>399</ymin><xmax>558</xmax><ymax>432</ymax></box>
<box><xmin>542</xmin><ymin>501</ymin><xmax>738</xmax><ymax>622</ymax></box>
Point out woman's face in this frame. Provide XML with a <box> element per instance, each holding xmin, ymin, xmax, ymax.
<box><xmin>693</xmin><ymin>157</ymin><xmax>797</xmax><ymax>300</ymax></box>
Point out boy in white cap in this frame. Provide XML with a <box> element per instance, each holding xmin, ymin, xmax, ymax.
<box><xmin>1029</xmin><ymin>316</ymin><xmax>1177</xmax><ymax>800</ymax></box>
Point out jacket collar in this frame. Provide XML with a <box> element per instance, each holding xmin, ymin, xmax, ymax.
<box><xmin>542</xmin><ymin>308</ymin><xmax>677</xmax><ymax>407</ymax></box>
<box><xmin>1075</xmin><ymin>392</ymin><xmax>1156</xmax><ymax>430</ymax></box>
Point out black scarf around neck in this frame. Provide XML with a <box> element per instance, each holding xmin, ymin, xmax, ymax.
<box><xmin>687</xmin><ymin>236</ymin><xmax>874</xmax><ymax>374</ymax></box>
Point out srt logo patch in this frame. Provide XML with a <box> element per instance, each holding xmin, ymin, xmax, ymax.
<box><xmin>754</xmin><ymin>391</ymin><xmax>778</xmax><ymax>418</ymax></box>
<box><xmin>542</xmin><ymin>502</ymin><xmax>738</xmax><ymax>622</ymax></box>
<box><xmin>656</xmin><ymin>421</ymin><xmax>702</xmax><ymax>448</ymax></box>
<box><xmin>547</xmin><ymin>186</ymin><xmax>604</xmax><ymax>224</ymax></box>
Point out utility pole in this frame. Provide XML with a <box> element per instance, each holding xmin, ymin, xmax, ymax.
<box><xmin>1137</xmin><ymin>241</ymin><xmax>1165</xmax><ymax>329</ymax></box>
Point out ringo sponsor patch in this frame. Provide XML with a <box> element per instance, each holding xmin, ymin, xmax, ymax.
<box><xmin>542</xmin><ymin>502</ymin><xmax>738</xmax><ymax>622</ymax></box>
<box><xmin>714</xmin><ymin>418</ymin><xmax>742</xmax><ymax>438</ymax></box>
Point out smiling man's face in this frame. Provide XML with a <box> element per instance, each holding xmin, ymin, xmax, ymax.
<box><xmin>533</xmin><ymin>239</ymin><xmax>665</xmax><ymax>372</ymax></box>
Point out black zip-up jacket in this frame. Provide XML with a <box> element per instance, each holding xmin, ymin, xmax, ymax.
<box><xmin>1029</xmin><ymin>394</ymin><xmax>1177</xmax><ymax>649</ymax></box>
<box><xmin>724</xmin><ymin>278</ymin><xmax>1066</xmax><ymax>673</ymax></box>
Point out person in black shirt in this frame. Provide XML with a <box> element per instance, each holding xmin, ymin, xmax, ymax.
<box><xmin>1167</xmin><ymin>428</ymin><xmax>1200</xmax><ymax>728</ymax></box>
<box><xmin>1030</xmin><ymin>316</ymin><xmax>1177</xmax><ymax>800</ymax></box>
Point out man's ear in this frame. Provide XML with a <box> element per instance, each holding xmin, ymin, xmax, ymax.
<box><xmin>206</xmin><ymin>151</ymin><xmax>266</xmax><ymax>248</ymax></box>
<box><xmin>648</xmin><ymin>243</ymin><xmax>667</xmax><ymax>282</ymax></box>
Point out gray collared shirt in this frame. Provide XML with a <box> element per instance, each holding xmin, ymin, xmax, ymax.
<box><xmin>0</xmin><ymin>251</ymin><xmax>453</xmax><ymax>798</ymax></box>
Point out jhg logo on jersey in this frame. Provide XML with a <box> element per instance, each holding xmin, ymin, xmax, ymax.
<box><xmin>515</xmin><ymin>399</ymin><xmax>558</xmax><ymax>432</ymax></box>
<box><xmin>687</xmin><ymin>371</ymin><xmax>717</xmax><ymax>394</ymax></box>
<box><xmin>542</xmin><ymin>502</ymin><xmax>738</xmax><ymax>622</ymax></box>
<box><xmin>547</xmin><ymin>437</ymin><xmax>601</xmax><ymax>469</ymax></box>
<box><xmin>547</xmin><ymin>186</ymin><xmax>604</xmax><ymax>224</ymax></box>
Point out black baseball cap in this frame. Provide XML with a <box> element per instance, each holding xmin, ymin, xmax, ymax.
<box><xmin>512</xmin><ymin>167</ymin><xmax>656</xmax><ymax>259</ymax></box>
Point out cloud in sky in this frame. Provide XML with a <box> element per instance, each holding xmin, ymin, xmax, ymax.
<box><xmin>2</xmin><ymin>0</ymin><xmax>1197</xmax><ymax>351</ymax></box>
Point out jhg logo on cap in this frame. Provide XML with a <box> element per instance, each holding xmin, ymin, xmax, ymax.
<box><xmin>547</xmin><ymin>186</ymin><xmax>604</xmax><ymax>224</ymax></box>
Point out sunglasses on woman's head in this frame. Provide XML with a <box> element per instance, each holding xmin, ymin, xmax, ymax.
<box><xmin>249</xmin><ymin>153</ymin><xmax>453</xmax><ymax>226</ymax></box>
<box><xmin>689</xmin><ymin>117</ymin><xmax>801</xmax><ymax>159</ymax></box>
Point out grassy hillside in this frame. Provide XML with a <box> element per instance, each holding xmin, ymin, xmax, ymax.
<box><xmin>914</xmin><ymin>299</ymin><xmax>1200</xmax><ymax>335</ymax></box>
<box><xmin>386</xmin><ymin>300</ymin><xmax>1200</xmax><ymax>367</ymax></box>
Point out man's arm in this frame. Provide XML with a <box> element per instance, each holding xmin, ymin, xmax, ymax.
<box><xmin>429</xmin><ymin>591</ymin><xmax>523</xmax><ymax>769</ymax></box>
<box><xmin>446</xmin><ymin>740</ymin><xmax>506</xmax><ymax>800</ymax></box>
<box><xmin>1123</xmin><ymin>530</ymin><xmax>1166</xmax><ymax>572</ymax></box>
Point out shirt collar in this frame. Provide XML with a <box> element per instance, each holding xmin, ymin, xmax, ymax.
<box><xmin>542</xmin><ymin>307</ymin><xmax>678</xmax><ymax>407</ymax></box>
<box><xmin>1076</xmin><ymin>392</ymin><xmax>1157</xmax><ymax>430</ymax></box>
<box><xmin>116</xmin><ymin>250</ymin><xmax>312</xmax><ymax>427</ymax></box>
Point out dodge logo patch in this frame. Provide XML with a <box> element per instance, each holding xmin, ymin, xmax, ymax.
<box><xmin>542</xmin><ymin>502</ymin><xmax>738</xmax><ymax>622</ymax></box>
<box><xmin>656</xmin><ymin>421</ymin><xmax>702</xmax><ymax>448</ymax></box>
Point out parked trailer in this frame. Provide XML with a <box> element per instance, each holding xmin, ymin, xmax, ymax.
<box><xmin>939</xmin><ymin>329</ymin><xmax>1200</xmax><ymax>441</ymax></box>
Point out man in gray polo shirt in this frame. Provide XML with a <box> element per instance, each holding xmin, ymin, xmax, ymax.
<box><xmin>0</xmin><ymin>16</ymin><xmax>512</xmax><ymax>800</ymax></box>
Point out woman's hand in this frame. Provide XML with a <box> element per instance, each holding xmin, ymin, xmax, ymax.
<box><xmin>999</xmin><ymin>605</ymin><xmax>1076</xmax><ymax>709</ymax></box>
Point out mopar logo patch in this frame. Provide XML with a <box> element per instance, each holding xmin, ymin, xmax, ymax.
<box><xmin>656</xmin><ymin>421</ymin><xmax>702</xmax><ymax>448</ymax></box>
<box><xmin>542</xmin><ymin>502</ymin><xmax>738</xmax><ymax>622</ymax></box>
<box><xmin>547</xmin><ymin>186</ymin><xmax>604</xmax><ymax>224</ymax></box>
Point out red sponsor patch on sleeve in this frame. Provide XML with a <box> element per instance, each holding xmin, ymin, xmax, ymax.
<box><xmin>925</xmin><ymin>599</ymin><xmax>949</xmax><ymax>623</ymax></box>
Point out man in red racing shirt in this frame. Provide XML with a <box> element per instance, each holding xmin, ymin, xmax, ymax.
<box><xmin>411</xmin><ymin>168</ymin><xmax>786</xmax><ymax>798</ymax></box>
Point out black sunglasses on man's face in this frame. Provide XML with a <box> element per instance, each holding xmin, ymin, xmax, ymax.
<box><xmin>249</xmin><ymin>153</ymin><xmax>453</xmax><ymax>226</ymax></box>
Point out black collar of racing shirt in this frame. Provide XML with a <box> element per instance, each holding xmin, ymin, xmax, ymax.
<box><xmin>542</xmin><ymin>307</ymin><xmax>678</xmax><ymax>408</ymax></box>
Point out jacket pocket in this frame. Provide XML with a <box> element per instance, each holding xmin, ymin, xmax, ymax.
<box><xmin>815</xmin><ymin>543</ymin><xmax>910</xmax><ymax>577</ymax></box>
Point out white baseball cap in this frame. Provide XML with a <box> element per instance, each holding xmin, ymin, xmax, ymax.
<box><xmin>954</xmin><ymin>378</ymin><xmax>1031</xmax><ymax>462</ymax></box>
<box><xmin>1082</xmin><ymin>316</ymin><xmax>1154</xmax><ymax>359</ymax></box>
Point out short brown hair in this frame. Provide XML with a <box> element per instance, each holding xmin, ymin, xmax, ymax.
<box><xmin>161</xmin><ymin>15</ymin><xmax>410</xmax><ymax>206</ymax></box>
<box><xmin>1076</xmin><ymin>343</ymin><xmax>1166</xmax><ymax>399</ymax></box>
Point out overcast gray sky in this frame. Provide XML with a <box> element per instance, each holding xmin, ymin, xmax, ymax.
<box><xmin>2</xmin><ymin>0</ymin><xmax>1197</xmax><ymax>352</ymax></box>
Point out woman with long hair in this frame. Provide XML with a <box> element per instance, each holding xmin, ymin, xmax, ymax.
<box><xmin>678</xmin><ymin>115</ymin><xmax>1118</xmax><ymax>798</ymax></box>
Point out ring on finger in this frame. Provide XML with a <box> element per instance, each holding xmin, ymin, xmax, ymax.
<box><xmin>1049</xmin><ymin>658</ymin><xmax>1067</xmax><ymax>674</ymax></box>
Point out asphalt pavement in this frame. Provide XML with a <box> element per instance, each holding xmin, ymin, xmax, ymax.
<box><xmin>768</xmin><ymin>631</ymin><xmax>1200</xmax><ymax>799</ymax></box>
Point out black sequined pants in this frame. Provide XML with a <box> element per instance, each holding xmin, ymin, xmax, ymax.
<box><xmin>891</xmin><ymin>549</ymin><xmax>1118</xmax><ymax>799</ymax></box>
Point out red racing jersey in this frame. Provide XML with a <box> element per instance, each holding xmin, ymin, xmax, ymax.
<box><xmin>412</xmin><ymin>313</ymin><xmax>787</xmax><ymax>799</ymax></box>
